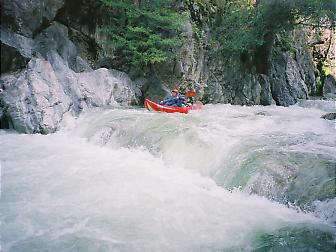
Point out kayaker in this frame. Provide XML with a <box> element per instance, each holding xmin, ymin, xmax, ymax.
<box><xmin>160</xmin><ymin>89</ymin><xmax>186</xmax><ymax>107</ymax></box>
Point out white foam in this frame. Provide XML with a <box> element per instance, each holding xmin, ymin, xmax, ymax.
<box><xmin>1</xmin><ymin>101</ymin><xmax>335</xmax><ymax>251</ymax></box>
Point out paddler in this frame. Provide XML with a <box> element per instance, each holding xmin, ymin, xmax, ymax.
<box><xmin>160</xmin><ymin>89</ymin><xmax>186</xmax><ymax>107</ymax></box>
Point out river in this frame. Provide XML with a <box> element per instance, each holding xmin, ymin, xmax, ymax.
<box><xmin>1</xmin><ymin>100</ymin><xmax>335</xmax><ymax>251</ymax></box>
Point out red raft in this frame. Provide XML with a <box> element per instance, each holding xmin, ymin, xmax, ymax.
<box><xmin>144</xmin><ymin>98</ymin><xmax>203</xmax><ymax>114</ymax></box>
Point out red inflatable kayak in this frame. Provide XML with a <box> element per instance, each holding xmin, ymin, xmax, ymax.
<box><xmin>144</xmin><ymin>98</ymin><xmax>203</xmax><ymax>114</ymax></box>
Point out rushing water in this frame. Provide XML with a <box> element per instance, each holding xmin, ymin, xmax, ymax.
<box><xmin>1</xmin><ymin>100</ymin><xmax>335</xmax><ymax>251</ymax></box>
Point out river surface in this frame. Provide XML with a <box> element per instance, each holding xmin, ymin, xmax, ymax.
<box><xmin>1</xmin><ymin>100</ymin><xmax>335</xmax><ymax>251</ymax></box>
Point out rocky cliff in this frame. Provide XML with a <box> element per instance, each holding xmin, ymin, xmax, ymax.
<box><xmin>1</xmin><ymin>0</ymin><xmax>136</xmax><ymax>133</ymax></box>
<box><xmin>0</xmin><ymin>0</ymin><xmax>334</xmax><ymax>133</ymax></box>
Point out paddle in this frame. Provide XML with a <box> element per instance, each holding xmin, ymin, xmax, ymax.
<box><xmin>186</xmin><ymin>91</ymin><xmax>196</xmax><ymax>97</ymax></box>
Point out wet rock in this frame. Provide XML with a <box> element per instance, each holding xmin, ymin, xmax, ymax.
<box><xmin>321</xmin><ymin>112</ymin><xmax>336</xmax><ymax>120</ymax></box>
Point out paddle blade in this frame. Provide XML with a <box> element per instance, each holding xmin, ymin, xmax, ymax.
<box><xmin>186</xmin><ymin>91</ymin><xmax>196</xmax><ymax>97</ymax></box>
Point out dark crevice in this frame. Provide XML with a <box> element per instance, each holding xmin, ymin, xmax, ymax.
<box><xmin>0</xmin><ymin>113</ymin><xmax>13</xmax><ymax>129</ymax></box>
<box><xmin>1</xmin><ymin>42</ymin><xmax>30</xmax><ymax>74</ymax></box>
<box><xmin>54</xmin><ymin>0</ymin><xmax>103</xmax><ymax>64</ymax></box>
<box><xmin>254</xmin><ymin>33</ymin><xmax>275</xmax><ymax>74</ymax></box>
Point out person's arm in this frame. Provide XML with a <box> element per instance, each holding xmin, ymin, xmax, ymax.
<box><xmin>161</xmin><ymin>96</ymin><xmax>173</xmax><ymax>105</ymax></box>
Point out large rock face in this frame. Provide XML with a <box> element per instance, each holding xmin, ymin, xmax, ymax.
<box><xmin>0</xmin><ymin>1</ymin><xmax>136</xmax><ymax>134</ymax></box>
<box><xmin>0</xmin><ymin>53</ymin><xmax>135</xmax><ymax>133</ymax></box>
<box><xmin>268</xmin><ymin>31</ymin><xmax>315</xmax><ymax>106</ymax></box>
<box><xmin>186</xmin><ymin>29</ymin><xmax>316</xmax><ymax>106</ymax></box>
<box><xmin>1</xmin><ymin>0</ymin><xmax>65</xmax><ymax>37</ymax></box>
<box><xmin>145</xmin><ymin>22</ymin><xmax>317</xmax><ymax>106</ymax></box>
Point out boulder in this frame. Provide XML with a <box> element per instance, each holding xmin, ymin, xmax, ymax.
<box><xmin>321</xmin><ymin>112</ymin><xmax>336</xmax><ymax>120</ymax></box>
<box><xmin>78</xmin><ymin>68</ymin><xmax>136</xmax><ymax>107</ymax></box>
<box><xmin>34</xmin><ymin>22</ymin><xmax>92</xmax><ymax>73</ymax></box>
<box><xmin>0</xmin><ymin>58</ymin><xmax>72</xmax><ymax>133</ymax></box>
<box><xmin>323</xmin><ymin>75</ymin><xmax>336</xmax><ymax>96</ymax></box>
<box><xmin>0</xmin><ymin>52</ymin><xmax>136</xmax><ymax>134</ymax></box>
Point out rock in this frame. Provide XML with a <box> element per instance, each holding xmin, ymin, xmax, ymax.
<box><xmin>269</xmin><ymin>36</ymin><xmax>311</xmax><ymax>106</ymax></box>
<box><xmin>73</xmin><ymin>56</ymin><xmax>93</xmax><ymax>73</ymax></box>
<box><xmin>323</xmin><ymin>75</ymin><xmax>336</xmax><ymax>96</ymax></box>
<box><xmin>34</xmin><ymin>22</ymin><xmax>92</xmax><ymax>72</ymax></box>
<box><xmin>0</xmin><ymin>52</ymin><xmax>136</xmax><ymax>134</ymax></box>
<box><xmin>0</xmin><ymin>43</ymin><xmax>30</xmax><ymax>74</ymax></box>
<box><xmin>255</xmin><ymin>111</ymin><xmax>271</xmax><ymax>116</ymax></box>
<box><xmin>0</xmin><ymin>58</ymin><xmax>72</xmax><ymax>133</ymax></box>
<box><xmin>258</xmin><ymin>74</ymin><xmax>275</xmax><ymax>105</ymax></box>
<box><xmin>2</xmin><ymin>0</ymin><xmax>64</xmax><ymax>37</ymax></box>
<box><xmin>0</xmin><ymin>1</ymin><xmax>136</xmax><ymax>134</ymax></box>
<box><xmin>78</xmin><ymin>68</ymin><xmax>136</xmax><ymax>106</ymax></box>
<box><xmin>132</xmin><ymin>77</ymin><xmax>146</xmax><ymax>101</ymax></box>
<box><xmin>141</xmin><ymin>76</ymin><xmax>171</xmax><ymax>103</ymax></box>
<box><xmin>267</xmin><ymin>30</ymin><xmax>316</xmax><ymax>106</ymax></box>
<box><xmin>0</xmin><ymin>29</ymin><xmax>34</xmax><ymax>74</ymax></box>
<box><xmin>54</xmin><ymin>0</ymin><xmax>107</xmax><ymax>68</ymax></box>
<box><xmin>97</xmin><ymin>57</ymin><xmax>114</xmax><ymax>69</ymax></box>
<box><xmin>0</xmin><ymin>29</ymin><xmax>34</xmax><ymax>58</ymax></box>
<box><xmin>321</xmin><ymin>112</ymin><xmax>336</xmax><ymax>120</ymax></box>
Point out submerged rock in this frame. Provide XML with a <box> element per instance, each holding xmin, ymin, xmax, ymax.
<box><xmin>321</xmin><ymin>112</ymin><xmax>336</xmax><ymax>120</ymax></box>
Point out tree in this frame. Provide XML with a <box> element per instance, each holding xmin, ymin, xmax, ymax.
<box><xmin>99</xmin><ymin>0</ymin><xmax>184</xmax><ymax>70</ymax></box>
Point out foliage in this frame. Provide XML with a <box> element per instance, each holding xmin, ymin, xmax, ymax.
<box><xmin>99</xmin><ymin>0</ymin><xmax>336</xmax><ymax>69</ymax></box>
<box><xmin>276</xmin><ymin>33</ymin><xmax>295</xmax><ymax>52</ymax></box>
<box><xmin>313</xmin><ymin>59</ymin><xmax>332</xmax><ymax>96</ymax></box>
<box><xmin>100</xmin><ymin>0</ymin><xmax>185</xmax><ymax>69</ymax></box>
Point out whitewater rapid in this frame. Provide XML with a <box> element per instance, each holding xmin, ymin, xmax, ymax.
<box><xmin>1</xmin><ymin>100</ymin><xmax>335</xmax><ymax>251</ymax></box>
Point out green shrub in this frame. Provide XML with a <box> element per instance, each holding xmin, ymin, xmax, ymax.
<box><xmin>100</xmin><ymin>0</ymin><xmax>185</xmax><ymax>69</ymax></box>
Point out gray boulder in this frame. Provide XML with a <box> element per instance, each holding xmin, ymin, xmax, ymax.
<box><xmin>323</xmin><ymin>75</ymin><xmax>336</xmax><ymax>97</ymax></box>
<box><xmin>0</xmin><ymin>53</ymin><xmax>136</xmax><ymax>134</ymax></box>
<box><xmin>321</xmin><ymin>112</ymin><xmax>336</xmax><ymax>120</ymax></box>
<box><xmin>34</xmin><ymin>22</ymin><xmax>92</xmax><ymax>73</ymax></box>
<box><xmin>1</xmin><ymin>58</ymin><xmax>72</xmax><ymax>133</ymax></box>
